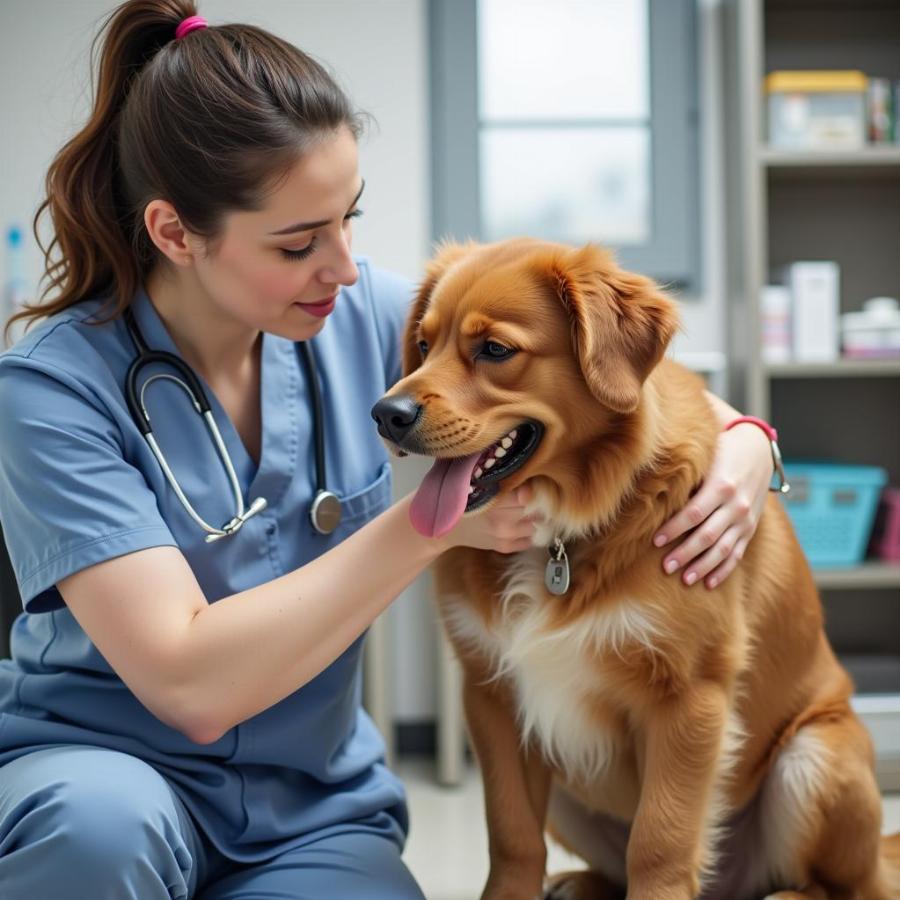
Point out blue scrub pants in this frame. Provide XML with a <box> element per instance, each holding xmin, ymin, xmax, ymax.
<box><xmin>0</xmin><ymin>746</ymin><xmax>425</xmax><ymax>899</ymax></box>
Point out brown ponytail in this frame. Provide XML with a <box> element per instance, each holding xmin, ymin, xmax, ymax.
<box><xmin>7</xmin><ymin>0</ymin><xmax>363</xmax><ymax>340</ymax></box>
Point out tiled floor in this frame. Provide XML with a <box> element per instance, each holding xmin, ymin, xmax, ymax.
<box><xmin>397</xmin><ymin>757</ymin><xmax>900</xmax><ymax>900</ymax></box>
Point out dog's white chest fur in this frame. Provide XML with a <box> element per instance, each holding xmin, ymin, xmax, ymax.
<box><xmin>443</xmin><ymin>550</ymin><xmax>662</xmax><ymax>781</ymax></box>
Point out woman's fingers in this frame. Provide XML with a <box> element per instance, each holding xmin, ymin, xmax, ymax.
<box><xmin>704</xmin><ymin>535</ymin><xmax>749</xmax><ymax>590</ymax></box>
<box><xmin>675</xmin><ymin>523</ymin><xmax>743</xmax><ymax>587</ymax></box>
<box><xmin>490</xmin><ymin>483</ymin><xmax>532</xmax><ymax>511</ymax></box>
<box><xmin>659</xmin><ymin>504</ymin><xmax>733</xmax><ymax>579</ymax></box>
<box><xmin>441</xmin><ymin>479</ymin><xmax>542</xmax><ymax>553</ymax></box>
<box><xmin>653</xmin><ymin>477</ymin><xmax>736</xmax><ymax>549</ymax></box>
<box><xmin>515</xmin><ymin>482</ymin><xmax>533</xmax><ymax>506</ymax></box>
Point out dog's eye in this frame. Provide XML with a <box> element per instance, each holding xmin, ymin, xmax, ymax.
<box><xmin>480</xmin><ymin>341</ymin><xmax>516</xmax><ymax>361</ymax></box>
<box><xmin>417</xmin><ymin>340</ymin><xmax>429</xmax><ymax>358</ymax></box>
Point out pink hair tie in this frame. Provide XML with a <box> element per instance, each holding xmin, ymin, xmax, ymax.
<box><xmin>175</xmin><ymin>15</ymin><xmax>208</xmax><ymax>40</ymax></box>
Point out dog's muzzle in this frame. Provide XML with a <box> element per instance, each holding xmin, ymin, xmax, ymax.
<box><xmin>371</xmin><ymin>394</ymin><xmax>422</xmax><ymax>446</ymax></box>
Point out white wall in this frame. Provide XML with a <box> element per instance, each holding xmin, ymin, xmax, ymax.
<box><xmin>0</xmin><ymin>0</ymin><xmax>430</xmax><ymax>289</ymax></box>
<box><xmin>0</xmin><ymin>0</ymin><xmax>730</xmax><ymax>726</ymax></box>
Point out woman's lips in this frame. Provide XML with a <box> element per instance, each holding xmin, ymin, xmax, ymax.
<box><xmin>296</xmin><ymin>294</ymin><xmax>337</xmax><ymax>318</ymax></box>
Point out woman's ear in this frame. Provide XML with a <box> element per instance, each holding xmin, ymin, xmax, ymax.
<box><xmin>143</xmin><ymin>199</ymin><xmax>194</xmax><ymax>267</ymax></box>
<box><xmin>402</xmin><ymin>240</ymin><xmax>476</xmax><ymax>376</ymax></box>
<box><xmin>546</xmin><ymin>244</ymin><xmax>680</xmax><ymax>413</ymax></box>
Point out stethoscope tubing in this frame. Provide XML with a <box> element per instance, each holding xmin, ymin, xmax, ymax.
<box><xmin>122</xmin><ymin>307</ymin><xmax>340</xmax><ymax>540</ymax></box>
<box><xmin>123</xmin><ymin>308</ymin><xmax>265</xmax><ymax>542</ymax></box>
<box><xmin>297</xmin><ymin>341</ymin><xmax>328</xmax><ymax>495</ymax></box>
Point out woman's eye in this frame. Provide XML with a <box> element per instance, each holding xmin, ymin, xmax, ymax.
<box><xmin>417</xmin><ymin>340</ymin><xmax>429</xmax><ymax>358</ymax></box>
<box><xmin>480</xmin><ymin>341</ymin><xmax>516</xmax><ymax>360</ymax></box>
<box><xmin>280</xmin><ymin>209</ymin><xmax>362</xmax><ymax>260</ymax></box>
<box><xmin>280</xmin><ymin>239</ymin><xmax>316</xmax><ymax>261</ymax></box>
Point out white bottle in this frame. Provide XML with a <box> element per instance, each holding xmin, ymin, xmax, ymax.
<box><xmin>781</xmin><ymin>261</ymin><xmax>840</xmax><ymax>363</ymax></box>
<box><xmin>760</xmin><ymin>285</ymin><xmax>792</xmax><ymax>363</ymax></box>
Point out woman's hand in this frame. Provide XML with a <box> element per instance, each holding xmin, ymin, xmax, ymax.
<box><xmin>653</xmin><ymin>423</ymin><xmax>773</xmax><ymax>589</ymax></box>
<box><xmin>442</xmin><ymin>483</ymin><xmax>541</xmax><ymax>554</ymax></box>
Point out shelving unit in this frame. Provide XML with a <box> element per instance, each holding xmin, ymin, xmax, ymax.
<box><xmin>761</xmin><ymin>145</ymin><xmax>900</xmax><ymax>171</ymax></box>
<box><xmin>724</xmin><ymin>0</ymin><xmax>900</xmax><ymax>788</ymax></box>
<box><xmin>814</xmin><ymin>563</ymin><xmax>900</xmax><ymax>591</ymax></box>
<box><xmin>766</xmin><ymin>359</ymin><xmax>900</xmax><ymax>377</ymax></box>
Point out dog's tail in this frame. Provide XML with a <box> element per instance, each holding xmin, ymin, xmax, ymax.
<box><xmin>869</xmin><ymin>832</ymin><xmax>900</xmax><ymax>899</ymax></box>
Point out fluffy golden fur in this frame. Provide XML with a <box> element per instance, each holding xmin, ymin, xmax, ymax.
<box><xmin>380</xmin><ymin>239</ymin><xmax>900</xmax><ymax>900</ymax></box>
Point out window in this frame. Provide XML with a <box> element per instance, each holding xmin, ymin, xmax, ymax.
<box><xmin>429</xmin><ymin>0</ymin><xmax>701</xmax><ymax>290</ymax></box>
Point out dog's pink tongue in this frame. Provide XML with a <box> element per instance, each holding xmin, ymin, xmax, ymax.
<box><xmin>409</xmin><ymin>453</ymin><xmax>481</xmax><ymax>538</ymax></box>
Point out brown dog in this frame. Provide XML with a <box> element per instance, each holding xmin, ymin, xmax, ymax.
<box><xmin>372</xmin><ymin>239</ymin><xmax>900</xmax><ymax>900</ymax></box>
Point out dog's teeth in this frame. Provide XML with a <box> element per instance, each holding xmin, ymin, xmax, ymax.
<box><xmin>468</xmin><ymin>486</ymin><xmax>474</xmax><ymax>494</ymax></box>
<box><xmin>484</xmin><ymin>458</ymin><xmax>496</xmax><ymax>469</ymax></box>
<box><xmin>501</xmin><ymin>438</ymin><xmax>513</xmax><ymax>449</ymax></box>
<box><xmin>494</xmin><ymin>447</ymin><xmax>507</xmax><ymax>458</ymax></box>
<box><xmin>474</xmin><ymin>466</ymin><xmax>483</xmax><ymax>479</ymax></box>
<box><xmin>509</xmin><ymin>429</ymin><xmax>518</xmax><ymax>440</ymax></box>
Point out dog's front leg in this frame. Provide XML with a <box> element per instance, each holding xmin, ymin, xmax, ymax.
<box><xmin>626</xmin><ymin>681</ymin><xmax>730</xmax><ymax>900</ymax></box>
<box><xmin>464</xmin><ymin>664</ymin><xmax>551</xmax><ymax>900</ymax></box>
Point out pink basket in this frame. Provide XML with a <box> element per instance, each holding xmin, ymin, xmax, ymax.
<box><xmin>869</xmin><ymin>487</ymin><xmax>900</xmax><ymax>562</ymax></box>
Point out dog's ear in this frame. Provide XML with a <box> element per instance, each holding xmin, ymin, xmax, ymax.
<box><xmin>402</xmin><ymin>241</ymin><xmax>476</xmax><ymax>376</ymax></box>
<box><xmin>548</xmin><ymin>244</ymin><xmax>680</xmax><ymax>413</ymax></box>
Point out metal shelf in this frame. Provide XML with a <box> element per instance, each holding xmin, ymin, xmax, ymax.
<box><xmin>814</xmin><ymin>563</ymin><xmax>900</xmax><ymax>590</ymax></box>
<box><xmin>766</xmin><ymin>359</ymin><xmax>900</xmax><ymax>378</ymax></box>
<box><xmin>761</xmin><ymin>146</ymin><xmax>900</xmax><ymax>174</ymax></box>
<box><xmin>853</xmin><ymin>693</ymin><xmax>900</xmax><ymax>791</ymax></box>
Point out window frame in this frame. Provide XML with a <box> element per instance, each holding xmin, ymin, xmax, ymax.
<box><xmin>428</xmin><ymin>0</ymin><xmax>702</xmax><ymax>291</ymax></box>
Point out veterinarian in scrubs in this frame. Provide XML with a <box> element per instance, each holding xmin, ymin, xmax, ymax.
<box><xmin>0</xmin><ymin>2</ymin><xmax>777</xmax><ymax>897</ymax></box>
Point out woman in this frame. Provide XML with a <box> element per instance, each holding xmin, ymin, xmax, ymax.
<box><xmin>0</xmin><ymin>2</ymin><xmax>775</xmax><ymax>897</ymax></box>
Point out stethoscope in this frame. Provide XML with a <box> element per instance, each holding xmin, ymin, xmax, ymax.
<box><xmin>123</xmin><ymin>308</ymin><xmax>342</xmax><ymax>541</ymax></box>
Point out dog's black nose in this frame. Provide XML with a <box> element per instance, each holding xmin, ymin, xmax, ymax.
<box><xmin>371</xmin><ymin>394</ymin><xmax>422</xmax><ymax>445</ymax></box>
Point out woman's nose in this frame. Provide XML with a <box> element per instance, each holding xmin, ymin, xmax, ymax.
<box><xmin>320</xmin><ymin>231</ymin><xmax>359</xmax><ymax>287</ymax></box>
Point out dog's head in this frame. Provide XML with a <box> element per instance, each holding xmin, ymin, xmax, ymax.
<box><xmin>371</xmin><ymin>239</ymin><xmax>679</xmax><ymax>538</ymax></box>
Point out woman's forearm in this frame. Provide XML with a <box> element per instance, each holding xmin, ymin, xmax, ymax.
<box><xmin>703</xmin><ymin>389</ymin><xmax>742</xmax><ymax>428</ymax></box>
<box><xmin>182</xmin><ymin>493</ymin><xmax>441</xmax><ymax>741</ymax></box>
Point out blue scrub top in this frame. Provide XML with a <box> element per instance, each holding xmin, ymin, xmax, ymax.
<box><xmin>0</xmin><ymin>259</ymin><xmax>415</xmax><ymax>860</ymax></box>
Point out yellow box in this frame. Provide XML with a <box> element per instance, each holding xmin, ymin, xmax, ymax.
<box><xmin>765</xmin><ymin>70</ymin><xmax>868</xmax><ymax>94</ymax></box>
<box><xmin>765</xmin><ymin>71</ymin><xmax>867</xmax><ymax>148</ymax></box>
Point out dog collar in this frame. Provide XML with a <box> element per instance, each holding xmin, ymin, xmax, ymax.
<box><xmin>545</xmin><ymin>536</ymin><xmax>570</xmax><ymax>596</ymax></box>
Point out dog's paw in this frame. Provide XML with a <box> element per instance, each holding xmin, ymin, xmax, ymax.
<box><xmin>761</xmin><ymin>892</ymin><xmax>829</xmax><ymax>900</ymax></box>
<box><xmin>543</xmin><ymin>870</ymin><xmax>623</xmax><ymax>900</ymax></box>
<box><xmin>542</xmin><ymin>874</ymin><xmax>579</xmax><ymax>900</ymax></box>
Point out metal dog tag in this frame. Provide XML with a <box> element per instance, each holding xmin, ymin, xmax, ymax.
<box><xmin>545</xmin><ymin>538</ymin><xmax>570</xmax><ymax>596</ymax></box>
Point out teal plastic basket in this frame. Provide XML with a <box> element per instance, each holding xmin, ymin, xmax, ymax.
<box><xmin>781</xmin><ymin>462</ymin><xmax>887</xmax><ymax>569</ymax></box>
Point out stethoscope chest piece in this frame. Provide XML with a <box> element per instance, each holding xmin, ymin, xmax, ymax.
<box><xmin>310</xmin><ymin>489</ymin><xmax>342</xmax><ymax>535</ymax></box>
